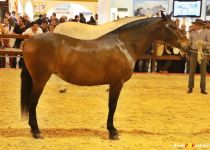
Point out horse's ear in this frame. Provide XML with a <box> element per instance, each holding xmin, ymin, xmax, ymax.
<box><xmin>168</xmin><ymin>11</ymin><xmax>173</xmax><ymax>19</ymax></box>
<box><xmin>161</xmin><ymin>11</ymin><xmax>167</xmax><ymax>20</ymax></box>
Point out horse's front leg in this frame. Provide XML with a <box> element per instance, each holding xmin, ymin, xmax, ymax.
<box><xmin>107</xmin><ymin>82</ymin><xmax>123</xmax><ymax>140</ymax></box>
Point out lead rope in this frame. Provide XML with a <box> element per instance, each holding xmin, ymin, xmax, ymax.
<box><xmin>196</xmin><ymin>40</ymin><xmax>205</xmax><ymax>64</ymax></box>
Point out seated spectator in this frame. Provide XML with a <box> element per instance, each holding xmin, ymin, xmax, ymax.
<box><xmin>22</xmin><ymin>21</ymin><xmax>43</xmax><ymax>36</ymax></box>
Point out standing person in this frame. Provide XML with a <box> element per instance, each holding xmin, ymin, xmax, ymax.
<box><xmin>50</xmin><ymin>12</ymin><xmax>59</xmax><ymax>24</ymax></box>
<box><xmin>2</xmin><ymin>18</ymin><xmax>14</xmax><ymax>47</ymax></box>
<box><xmin>11</xmin><ymin>11</ymin><xmax>18</xmax><ymax>24</ymax></box>
<box><xmin>23</xmin><ymin>14</ymin><xmax>31</xmax><ymax>29</ymax></box>
<box><xmin>13</xmin><ymin>17</ymin><xmax>26</xmax><ymax>68</ymax></box>
<box><xmin>187</xmin><ymin>19</ymin><xmax>210</xmax><ymax>94</ymax></box>
<box><xmin>4</xmin><ymin>11</ymin><xmax>15</xmax><ymax>27</ymax></box>
<box><xmin>40</xmin><ymin>20</ymin><xmax>48</xmax><ymax>33</ymax></box>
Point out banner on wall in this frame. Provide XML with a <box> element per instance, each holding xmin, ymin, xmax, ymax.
<box><xmin>133</xmin><ymin>0</ymin><xmax>169</xmax><ymax>17</ymax></box>
<box><xmin>33</xmin><ymin>0</ymin><xmax>47</xmax><ymax>16</ymax></box>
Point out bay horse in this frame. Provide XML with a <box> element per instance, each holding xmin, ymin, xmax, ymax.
<box><xmin>20</xmin><ymin>12</ymin><xmax>190</xmax><ymax>140</ymax></box>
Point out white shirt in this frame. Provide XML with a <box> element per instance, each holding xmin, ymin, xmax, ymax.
<box><xmin>22</xmin><ymin>27</ymin><xmax>43</xmax><ymax>36</ymax></box>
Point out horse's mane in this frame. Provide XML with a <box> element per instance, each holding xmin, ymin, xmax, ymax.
<box><xmin>112</xmin><ymin>17</ymin><xmax>161</xmax><ymax>33</ymax></box>
<box><xmin>54</xmin><ymin>16</ymin><xmax>159</xmax><ymax>40</ymax></box>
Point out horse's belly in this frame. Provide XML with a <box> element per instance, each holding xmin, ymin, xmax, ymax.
<box><xmin>56</xmin><ymin>66</ymin><xmax>109</xmax><ymax>86</ymax></box>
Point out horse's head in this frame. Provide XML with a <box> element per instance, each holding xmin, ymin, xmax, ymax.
<box><xmin>158</xmin><ymin>11</ymin><xmax>190</xmax><ymax>52</ymax></box>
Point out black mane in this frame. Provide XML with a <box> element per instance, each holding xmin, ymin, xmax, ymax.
<box><xmin>113</xmin><ymin>17</ymin><xmax>162</xmax><ymax>33</ymax></box>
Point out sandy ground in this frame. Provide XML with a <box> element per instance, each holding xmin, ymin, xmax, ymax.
<box><xmin>0</xmin><ymin>69</ymin><xmax>210</xmax><ymax>150</ymax></box>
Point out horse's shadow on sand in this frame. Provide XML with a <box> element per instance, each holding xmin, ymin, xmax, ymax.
<box><xmin>0</xmin><ymin>128</ymin><xmax>161</xmax><ymax>139</ymax></box>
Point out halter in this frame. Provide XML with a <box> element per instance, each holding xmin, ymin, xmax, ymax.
<box><xmin>165</xmin><ymin>23</ymin><xmax>186</xmax><ymax>42</ymax></box>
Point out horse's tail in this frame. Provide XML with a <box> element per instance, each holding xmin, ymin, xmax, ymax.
<box><xmin>21</xmin><ymin>60</ymin><xmax>32</xmax><ymax>120</ymax></box>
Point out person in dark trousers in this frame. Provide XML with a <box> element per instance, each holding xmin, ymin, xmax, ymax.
<box><xmin>13</xmin><ymin>17</ymin><xmax>26</xmax><ymax>68</ymax></box>
<box><xmin>188</xmin><ymin>19</ymin><xmax>210</xmax><ymax>94</ymax></box>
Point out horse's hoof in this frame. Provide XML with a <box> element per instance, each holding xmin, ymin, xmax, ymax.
<box><xmin>109</xmin><ymin>134</ymin><xmax>119</xmax><ymax>140</ymax></box>
<box><xmin>32</xmin><ymin>133</ymin><xmax>44</xmax><ymax>139</ymax></box>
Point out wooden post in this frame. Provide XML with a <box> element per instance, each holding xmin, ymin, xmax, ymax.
<box><xmin>151</xmin><ymin>42</ymin><xmax>157</xmax><ymax>72</ymax></box>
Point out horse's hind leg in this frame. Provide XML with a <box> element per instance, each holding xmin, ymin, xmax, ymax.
<box><xmin>28</xmin><ymin>79</ymin><xmax>49</xmax><ymax>139</ymax></box>
<box><xmin>107</xmin><ymin>82</ymin><xmax>123</xmax><ymax>140</ymax></box>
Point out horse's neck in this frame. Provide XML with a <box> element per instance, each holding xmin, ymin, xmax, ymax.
<box><xmin>116</xmin><ymin>19</ymin><xmax>161</xmax><ymax>60</ymax></box>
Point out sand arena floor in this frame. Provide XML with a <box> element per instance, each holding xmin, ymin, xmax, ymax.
<box><xmin>0</xmin><ymin>69</ymin><xmax>210</xmax><ymax>150</ymax></box>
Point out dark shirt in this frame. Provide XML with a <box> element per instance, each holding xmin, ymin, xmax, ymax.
<box><xmin>13</xmin><ymin>24</ymin><xmax>26</xmax><ymax>48</ymax></box>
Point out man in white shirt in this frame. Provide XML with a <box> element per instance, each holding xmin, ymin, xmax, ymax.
<box><xmin>22</xmin><ymin>21</ymin><xmax>43</xmax><ymax>36</ymax></box>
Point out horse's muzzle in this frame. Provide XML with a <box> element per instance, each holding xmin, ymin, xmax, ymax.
<box><xmin>179</xmin><ymin>40</ymin><xmax>190</xmax><ymax>52</ymax></box>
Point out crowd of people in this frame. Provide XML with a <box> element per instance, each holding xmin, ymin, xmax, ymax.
<box><xmin>0</xmin><ymin>11</ymin><xmax>98</xmax><ymax>68</ymax></box>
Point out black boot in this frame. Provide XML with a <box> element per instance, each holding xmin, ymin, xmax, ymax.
<box><xmin>201</xmin><ymin>89</ymin><xmax>208</xmax><ymax>94</ymax></box>
<box><xmin>187</xmin><ymin>88</ymin><xmax>193</xmax><ymax>93</ymax></box>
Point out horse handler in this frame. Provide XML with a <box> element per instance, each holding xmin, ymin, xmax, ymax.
<box><xmin>188</xmin><ymin>19</ymin><xmax>210</xmax><ymax>94</ymax></box>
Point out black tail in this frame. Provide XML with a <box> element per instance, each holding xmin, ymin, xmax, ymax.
<box><xmin>21</xmin><ymin>61</ymin><xmax>33</xmax><ymax>120</ymax></box>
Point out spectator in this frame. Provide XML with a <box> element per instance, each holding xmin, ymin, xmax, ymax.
<box><xmin>23</xmin><ymin>14</ymin><xmax>31</xmax><ymax>29</ymax></box>
<box><xmin>95</xmin><ymin>14</ymin><xmax>98</xmax><ymax>24</ymax></box>
<box><xmin>42</xmin><ymin>13</ymin><xmax>50</xmax><ymax>22</ymax></box>
<box><xmin>72</xmin><ymin>15</ymin><xmax>80</xmax><ymax>22</ymax></box>
<box><xmin>40</xmin><ymin>20</ymin><xmax>48</xmax><ymax>33</ymax></box>
<box><xmin>4</xmin><ymin>11</ymin><xmax>15</xmax><ymax>27</ymax></box>
<box><xmin>2</xmin><ymin>18</ymin><xmax>14</xmax><ymax>48</ymax></box>
<box><xmin>59</xmin><ymin>17</ymin><xmax>66</xmax><ymax>24</ymax></box>
<box><xmin>79</xmin><ymin>13</ymin><xmax>86</xmax><ymax>23</ymax></box>
<box><xmin>50</xmin><ymin>20</ymin><xmax>57</xmax><ymax>26</ymax></box>
<box><xmin>87</xmin><ymin>16</ymin><xmax>96</xmax><ymax>25</ymax></box>
<box><xmin>36</xmin><ymin>14</ymin><xmax>43</xmax><ymax>25</ymax></box>
<box><xmin>22</xmin><ymin>21</ymin><xmax>43</xmax><ymax>36</ymax></box>
<box><xmin>50</xmin><ymin>12</ymin><xmax>59</xmax><ymax>24</ymax></box>
<box><xmin>0</xmin><ymin>23</ymin><xmax>4</xmax><ymax>67</ymax></box>
<box><xmin>12</xmin><ymin>17</ymin><xmax>26</xmax><ymax>68</ymax></box>
<box><xmin>13</xmin><ymin>17</ymin><xmax>26</xmax><ymax>48</ymax></box>
<box><xmin>48</xmin><ymin>24</ymin><xmax>56</xmax><ymax>33</ymax></box>
<box><xmin>11</xmin><ymin>11</ymin><xmax>18</xmax><ymax>24</ymax></box>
